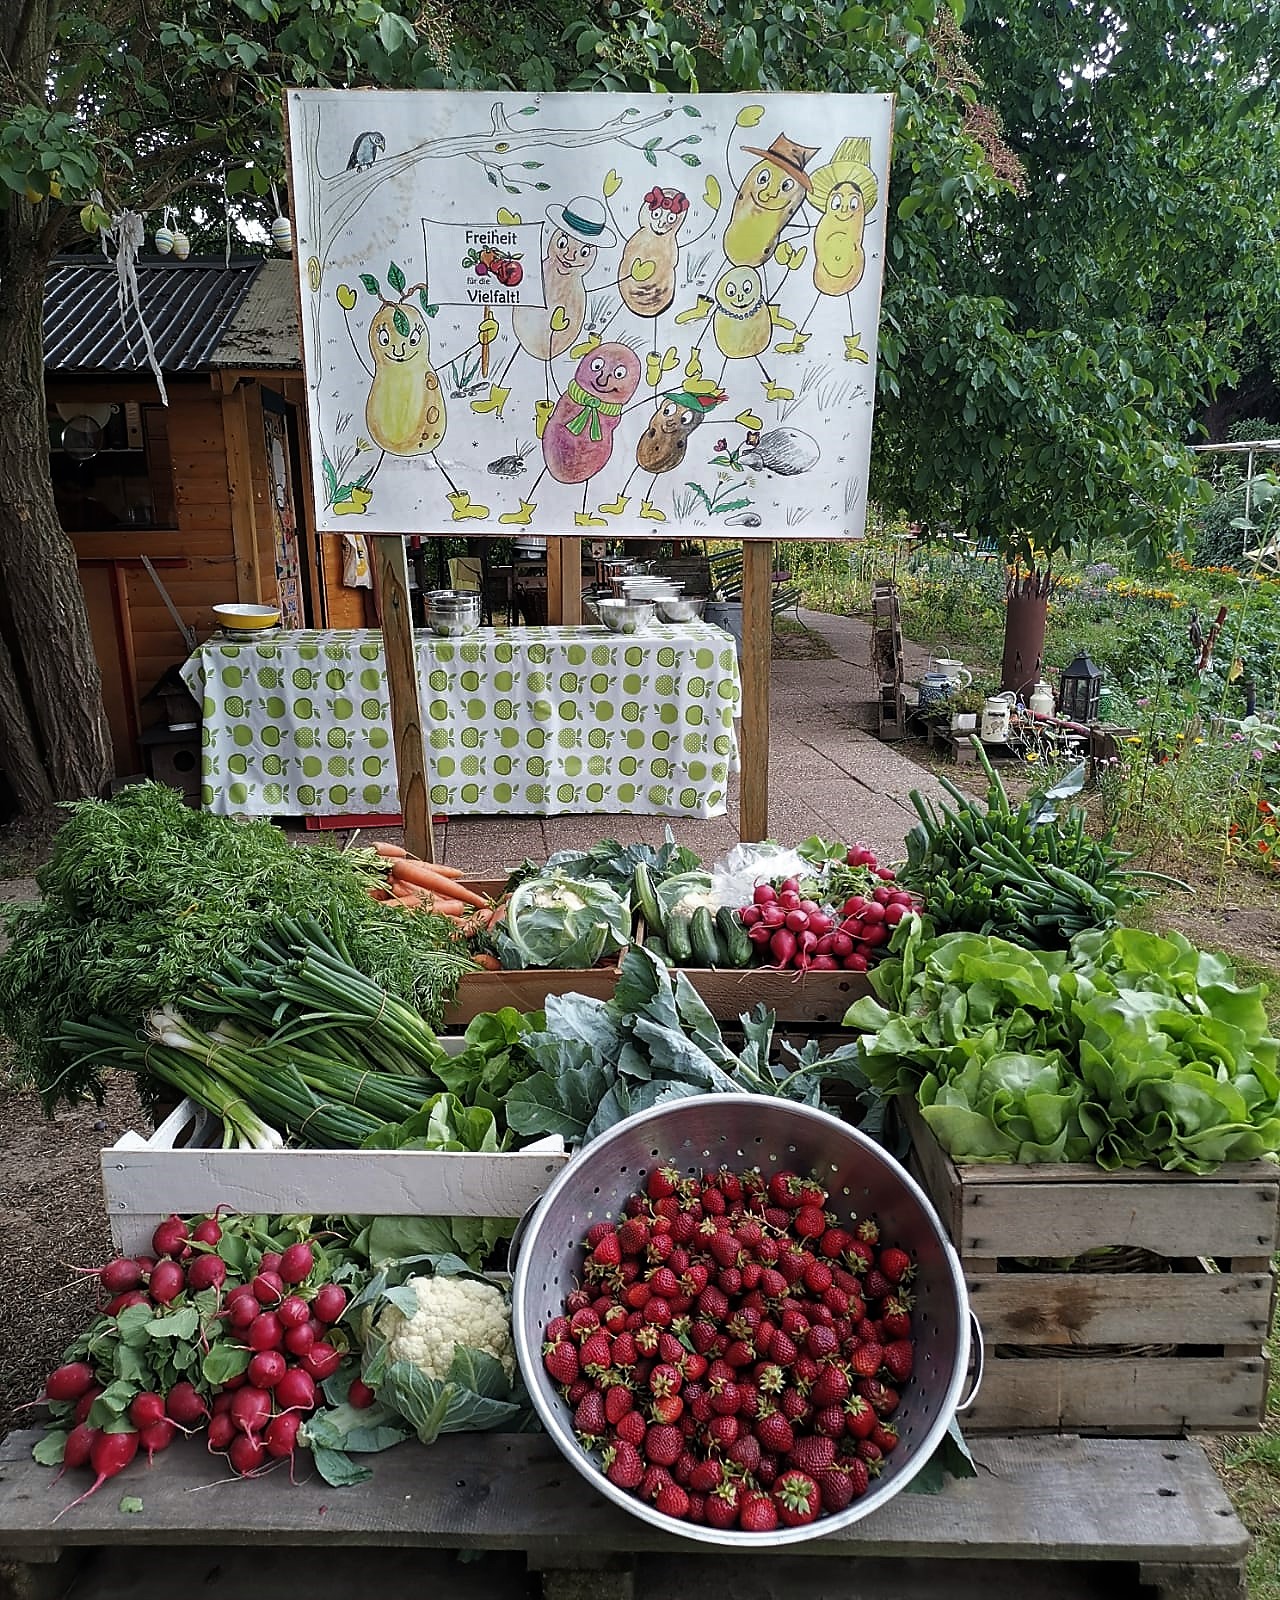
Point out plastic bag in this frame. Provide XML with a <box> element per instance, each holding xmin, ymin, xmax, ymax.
<box><xmin>707</xmin><ymin>843</ymin><xmax>813</xmax><ymax>912</ymax></box>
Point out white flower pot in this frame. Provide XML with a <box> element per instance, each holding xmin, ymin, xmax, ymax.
<box><xmin>950</xmin><ymin>713</ymin><xmax>977</xmax><ymax>732</ymax></box>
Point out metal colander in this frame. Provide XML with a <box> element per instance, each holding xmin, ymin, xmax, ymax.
<box><xmin>511</xmin><ymin>1095</ymin><xmax>981</xmax><ymax>1548</ymax></box>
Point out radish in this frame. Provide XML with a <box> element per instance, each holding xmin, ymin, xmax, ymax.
<box><xmin>149</xmin><ymin>1260</ymin><xmax>185</xmax><ymax>1305</ymax></box>
<box><xmin>252</xmin><ymin>1271</ymin><xmax>284</xmax><ymax>1305</ymax></box>
<box><xmin>830</xmin><ymin>931</ymin><xmax>854</xmax><ymax>959</ymax></box>
<box><xmin>264</xmin><ymin>1411</ymin><xmax>302</xmax><ymax>1461</ymax></box>
<box><xmin>192</xmin><ymin>1218</ymin><xmax>222</xmax><ymax>1246</ymax></box>
<box><xmin>761</xmin><ymin>903</ymin><xmax>786</xmax><ymax>928</ymax></box>
<box><xmin>128</xmin><ymin>1393</ymin><xmax>166</xmax><ymax>1431</ymax></box>
<box><xmin>228</xmin><ymin>1434</ymin><xmax>268</xmax><ymax>1476</ymax></box>
<box><xmin>45</xmin><ymin>1363</ymin><xmax>96</xmax><ymax>1403</ymax></box>
<box><xmin>843</xmin><ymin>952</ymin><xmax>869</xmax><ymax>971</ymax></box>
<box><xmin>305</xmin><ymin>1317</ymin><xmax>327</xmax><ymax>1340</ymax></box>
<box><xmin>223</xmin><ymin>1371</ymin><xmax>248</xmax><ymax>1391</ymax></box>
<box><xmin>843</xmin><ymin>896</ymin><xmax>867</xmax><ymax>915</ymax></box>
<box><xmin>813</xmin><ymin>934</ymin><xmax>835</xmax><ymax>955</ymax></box>
<box><xmin>229</xmin><ymin>1385</ymin><xmax>272</xmax><ymax>1441</ymax></box>
<box><xmin>104</xmin><ymin>1290</ymin><xmax>148</xmax><ymax>1316</ymax></box>
<box><xmin>747</xmin><ymin>922</ymin><xmax>773</xmax><ymax>947</ymax></box>
<box><xmin>862</xmin><ymin>923</ymin><xmax>888</xmax><ymax>947</ymax></box>
<box><xmin>53</xmin><ymin>1429</ymin><xmax>139</xmax><ymax>1520</ymax></box>
<box><xmin>809</xmin><ymin>955</ymin><xmax>839</xmax><ymax>970</ymax></box>
<box><xmin>278</xmin><ymin>1243</ymin><xmax>315</xmax><ymax>1286</ymax></box>
<box><xmin>347</xmin><ymin>1379</ymin><xmax>376</xmax><ymax>1411</ymax></box>
<box><xmin>187</xmin><ymin>1254</ymin><xmax>226</xmax><ymax>1292</ymax></box>
<box><xmin>277</xmin><ymin>1295</ymin><xmax>310</xmax><ymax>1330</ymax></box>
<box><xmin>884</xmin><ymin>902</ymin><xmax>907</xmax><ymax>926</ymax></box>
<box><xmin>799</xmin><ymin>899</ymin><xmax>820</xmax><ymax>916</ymax></box>
<box><xmin>873</xmin><ymin>886</ymin><xmax>892</xmax><ymax>904</ymax></box>
<box><xmin>207</xmin><ymin>1413</ymin><xmax>236</xmax><ymax>1452</ymax></box>
<box><xmin>91</xmin><ymin>1258</ymin><xmax>144</xmax><ymax>1295</ymax></box>
<box><xmin>797</xmin><ymin>930</ymin><xmax>819</xmax><ymax>955</ymax></box>
<box><xmin>808</xmin><ymin>912</ymin><xmax>833</xmax><ymax>935</ymax></box>
<box><xmin>780</xmin><ymin>877</ymin><xmax>800</xmax><ymax>893</ymax></box>
<box><xmin>739</xmin><ymin>904</ymin><xmax>762</xmax><ymax>927</ymax></box>
<box><xmin>301</xmin><ymin>1342</ymin><xmax>341</xmax><ymax>1381</ymax></box>
<box><xmin>166</xmin><ymin>1382</ymin><xmax>208</xmax><ymax>1427</ymax></box>
<box><xmin>151</xmin><ymin>1216</ymin><xmax>191</xmax><ymax>1260</ymax></box>
<box><xmin>769</xmin><ymin>929</ymin><xmax>797</xmax><ymax>967</ymax></box>
<box><xmin>139</xmin><ymin>1419</ymin><xmax>176</xmax><ymax>1464</ymax></box>
<box><xmin>73</xmin><ymin>1387</ymin><xmax>103</xmax><ymax>1425</ymax></box>
<box><xmin>311</xmin><ymin>1284</ymin><xmax>347</xmax><ymax>1325</ymax></box>
<box><xmin>778</xmin><ymin>891</ymin><xmax>801</xmax><ymax>911</ymax></box>
<box><xmin>861</xmin><ymin>902</ymin><xmax>886</xmax><ymax>924</ymax></box>
<box><xmin>258</xmin><ymin>1252</ymin><xmax>282</xmax><ymax>1275</ymax></box>
<box><xmin>274</xmin><ymin>1368</ymin><xmax>316</xmax><ymax>1413</ymax></box>
<box><xmin>876</xmin><ymin>866</ymin><xmax>896</xmax><ymax>881</ymax></box>
<box><xmin>248</xmin><ymin>1351</ymin><xmax>287</xmax><ymax>1390</ymax></box>
<box><xmin>61</xmin><ymin>1423</ymin><xmax>97</xmax><ymax>1475</ymax></box>
<box><xmin>752</xmin><ymin>884</ymin><xmax>776</xmax><ymax>905</ymax></box>
<box><xmin>283</xmin><ymin>1323</ymin><xmax>316</xmax><ymax>1357</ymax></box>
<box><xmin>784</xmin><ymin>908</ymin><xmax>809</xmax><ymax>933</ymax></box>
<box><xmin>247</xmin><ymin>1313</ymin><xmax>283</xmax><ymax>1352</ymax></box>
<box><xmin>211</xmin><ymin>1391</ymin><xmax>236</xmax><ymax>1416</ymax></box>
<box><xmin>227</xmin><ymin>1295</ymin><xmax>259</xmax><ymax>1332</ymax></box>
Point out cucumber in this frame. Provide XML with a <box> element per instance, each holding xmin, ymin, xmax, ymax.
<box><xmin>643</xmin><ymin>938</ymin><xmax>672</xmax><ymax>965</ymax></box>
<box><xmin>716</xmin><ymin>906</ymin><xmax>753</xmax><ymax>968</ymax></box>
<box><xmin>665</xmin><ymin>911</ymin><xmax>694</xmax><ymax>966</ymax></box>
<box><xmin>632</xmin><ymin>863</ymin><xmax>664</xmax><ymax>937</ymax></box>
<box><xmin>690</xmin><ymin>906</ymin><xmax>722</xmax><ymax>968</ymax></box>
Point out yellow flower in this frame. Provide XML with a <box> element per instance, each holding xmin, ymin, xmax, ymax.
<box><xmin>1126</xmin><ymin>736</ymin><xmax>1142</xmax><ymax>745</ymax></box>
<box><xmin>1025</xmin><ymin>751</ymin><xmax>1039</xmax><ymax>763</ymax></box>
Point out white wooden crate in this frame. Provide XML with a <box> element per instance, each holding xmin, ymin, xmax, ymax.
<box><xmin>101</xmin><ymin>1039</ymin><xmax>567</xmax><ymax>1254</ymax></box>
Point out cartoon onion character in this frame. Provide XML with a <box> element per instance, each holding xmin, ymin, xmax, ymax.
<box><xmin>795</xmin><ymin>137</ymin><xmax>879</xmax><ymax>360</ymax></box>
<box><xmin>597</xmin><ymin>384</ymin><xmax>727</xmax><ymax>524</ymax></box>
<box><xmin>619</xmin><ymin>187</ymin><xmax>691</xmax><ymax>318</ymax></box>
<box><xmin>723</xmin><ymin>134</ymin><xmax>817</xmax><ymax>268</ymax></box>
<box><xmin>499</xmin><ymin>342</ymin><xmax>641</xmax><ymax>527</ymax></box>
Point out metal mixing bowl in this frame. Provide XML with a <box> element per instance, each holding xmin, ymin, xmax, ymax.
<box><xmin>511</xmin><ymin>1094</ymin><xmax>980</xmax><ymax>1548</ymax></box>
<box><xmin>656</xmin><ymin>595</ymin><xmax>707</xmax><ymax>622</ymax></box>
<box><xmin>592</xmin><ymin>597</ymin><xmax>657</xmax><ymax>634</ymax></box>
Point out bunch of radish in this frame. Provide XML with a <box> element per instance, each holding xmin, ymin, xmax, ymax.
<box><xmin>735</xmin><ymin>844</ymin><xmax>922</xmax><ymax>972</ymax></box>
<box><xmin>35</xmin><ymin>1211</ymin><xmax>363</xmax><ymax>1513</ymax></box>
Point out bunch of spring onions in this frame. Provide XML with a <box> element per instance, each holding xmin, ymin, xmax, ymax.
<box><xmin>56</xmin><ymin>916</ymin><xmax>461</xmax><ymax>1150</ymax></box>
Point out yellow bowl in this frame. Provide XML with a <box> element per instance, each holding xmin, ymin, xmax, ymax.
<box><xmin>212</xmin><ymin>603</ymin><xmax>282</xmax><ymax>632</ymax></box>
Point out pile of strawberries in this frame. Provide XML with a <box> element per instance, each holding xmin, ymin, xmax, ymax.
<box><xmin>540</xmin><ymin>1164</ymin><xmax>916</xmax><ymax>1533</ymax></box>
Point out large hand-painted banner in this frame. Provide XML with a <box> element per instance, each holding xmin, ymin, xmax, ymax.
<box><xmin>287</xmin><ymin>91</ymin><xmax>892</xmax><ymax>540</ymax></box>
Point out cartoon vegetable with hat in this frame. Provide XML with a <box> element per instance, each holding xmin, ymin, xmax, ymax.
<box><xmin>596</xmin><ymin>381</ymin><xmax>727</xmax><ymax>524</ymax></box>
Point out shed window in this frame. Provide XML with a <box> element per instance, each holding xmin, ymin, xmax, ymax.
<box><xmin>49</xmin><ymin>401</ymin><xmax>175</xmax><ymax>531</ymax></box>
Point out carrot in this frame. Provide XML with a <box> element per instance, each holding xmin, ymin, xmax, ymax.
<box><xmin>372</xmin><ymin>841</ymin><xmax>410</xmax><ymax>859</ymax></box>
<box><xmin>470</xmin><ymin>952</ymin><xmax>502</xmax><ymax>971</ymax></box>
<box><xmin>368</xmin><ymin>886</ymin><xmax>392</xmax><ymax>902</ymax></box>
<box><xmin>426</xmin><ymin>897</ymin><xmax>471</xmax><ymax>918</ymax></box>
<box><xmin>389</xmin><ymin>879</ymin><xmax>423</xmax><ymax>902</ymax></box>
<box><xmin>390</xmin><ymin>860</ymin><xmax>488</xmax><ymax>908</ymax></box>
<box><xmin>431</xmin><ymin>864</ymin><xmax>466</xmax><ymax>879</ymax></box>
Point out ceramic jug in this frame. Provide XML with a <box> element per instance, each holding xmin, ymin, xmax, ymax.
<box><xmin>981</xmin><ymin>692</ymin><xmax>1016</xmax><ymax>743</ymax></box>
<box><xmin>929</xmin><ymin>657</ymin><xmax>973</xmax><ymax>689</ymax></box>
<box><xmin>1029</xmin><ymin>681</ymin><xmax>1055</xmax><ymax>718</ymax></box>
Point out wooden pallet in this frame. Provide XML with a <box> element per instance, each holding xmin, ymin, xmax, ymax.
<box><xmin>902</xmin><ymin>1101</ymin><xmax>1279</xmax><ymax>1435</ymax></box>
<box><xmin>0</xmin><ymin>1431</ymin><xmax>1249</xmax><ymax>1600</ymax></box>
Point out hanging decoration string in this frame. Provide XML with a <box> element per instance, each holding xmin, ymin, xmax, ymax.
<box><xmin>99</xmin><ymin>205</ymin><xmax>168</xmax><ymax>406</ymax></box>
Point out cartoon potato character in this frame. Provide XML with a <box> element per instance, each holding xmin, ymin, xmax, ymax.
<box><xmin>364</xmin><ymin>301</ymin><xmax>445</xmax><ymax>455</ymax></box>
<box><xmin>723</xmin><ymin>134</ymin><xmax>818</xmax><ymax>268</ymax></box>
<box><xmin>808</xmin><ymin>138</ymin><xmax>877</xmax><ymax>296</ymax></box>
<box><xmin>619</xmin><ymin>187</ymin><xmax>690</xmax><ymax>318</ymax></box>
<box><xmin>598</xmin><ymin>385</ymin><xmax>726</xmax><ymax>523</ymax></box>
<box><xmin>712</xmin><ymin>266</ymin><xmax>774</xmax><ymax>361</ymax></box>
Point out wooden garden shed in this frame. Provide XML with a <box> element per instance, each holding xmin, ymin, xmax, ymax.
<box><xmin>44</xmin><ymin>254</ymin><xmax>361</xmax><ymax>776</ymax></box>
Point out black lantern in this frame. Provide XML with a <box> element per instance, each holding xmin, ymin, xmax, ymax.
<box><xmin>1060</xmin><ymin>648</ymin><xmax>1103</xmax><ymax>723</ymax></box>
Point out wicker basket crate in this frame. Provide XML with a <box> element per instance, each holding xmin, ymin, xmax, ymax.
<box><xmin>901</xmin><ymin>1100</ymin><xmax>1279</xmax><ymax>1436</ymax></box>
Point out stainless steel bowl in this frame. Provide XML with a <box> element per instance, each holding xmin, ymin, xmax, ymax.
<box><xmin>655</xmin><ymin>595</ymin><xmax>707</xmax><ymax>622</ymax></box>
<box><xmin>511</xmin><ymin>1094</ymin><xmax>980</xmax><ymax>1549</ymax></box>
<box><xmin>592</xmin><ymin>597</ymin><xmax>657</xmax><ymax>634</ymax></box>
<box><xmin>618</xmin><ymin>575</ymin><xmax>682</xmax><ymax>598</ymax></box>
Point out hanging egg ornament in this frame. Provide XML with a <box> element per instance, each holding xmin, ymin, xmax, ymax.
<box><xmin>171</xmin><ymin>231</ymin><xmax>191</xmax><ymax>261</ymax></box>
<box><xmin>270</xmin><ymin>215</ymin><xmax>293</xmax><ymax>254</ymax></box>
<box><xmin>154</xmin><ymin>225</ymin><xmax>174</xmax><ymax>255</ymax></box>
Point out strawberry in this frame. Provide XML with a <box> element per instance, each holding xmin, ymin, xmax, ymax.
<box><xmin>648</xmin><ymin>1224</ymin><xmax>676</xmax><ymax>1253</ymax></box>
<box><xmin>794</xmin><ymin>1353</ymin><xmax>820</xmax><ymax>1386</ymax></box>
<box><xmin>602</xmin><ymin>1303</ymin><xmax>628</xmax><ymax>1333</ymax></box>
<box><xmin>851</xmin><ymin>1342</ymin><xmax>884</xmax><ymax>1377</ymax></box>
<box><xmin>591</xmin><ymin>1231</ymin><xmax>622</xmax><ymax>1268</ymax></box>
<box><xmin>786</xmin><ymin>1434</ymin><xmax>836</xmax><ymax>1476</ymax></box>
<box><xmin>542</xmin><ymin>1339</ymin><xmax>579</xmax><ymax>1386</ymax></box>
<box><xmin>686</xmin><ymin>1491</ymin><xmax>707</xmax><ymax>1524</ymax></box>
<box><xmin>878</xmin><ymin>1245</ymin><xmax>913</xmax><ymax>1284</ymax></box>
<box><xmin>856</xmin><ymin>1438</ymin><xmax>883</xmax><ymax>1467</ymax></box>
<box><xmin>671</xmin><ymin>1211</ymin><xmax>698</xmax><ymax>1245</ymax></box>
<box><xmin>811</xmin><ymin>1363</ymin><xmax>850</xmax><ymax>1408</ymax></box>
<box><xmin>780</xmin><ymin>1386</ymin><xmax>810</xmax><ymax>1423</ymax></box>
<box><xmin>701</xmin><ymin>1187</ymin><xmax>727</xmax><ymax>1216</ymax></box>
<box><xmin>804</xmin><ymin>1260</ymin><xmax>833</xmax><ymax>1295</ymax></box>
<box><xmin>569</xmin><ymin>1307</ymin><xmax>600</xmax><ymax>1339</ymax></box>
<box><xmin>728</xmin><ymin>1432</ymin><xmax>762</xmax><ymax>1473</ymax></box>
<box><xmin>845</xmin><ymin>1240</ymin><xmax>874</xmax><ymax>1274</ymax></box>
<box><xmin>651</xmin><ymin>1393</ymin><xmax>684</xmax><ymax>1425</ymax></box>
<box><xmin>649</xmin><ymin>1362</ymin><xmax>682</xmax><ymax>1398</ymax></box>
<box><xmin>697</xmin><ymin>1285</ymin><xmax>730</xmax><ymax>1322</ymax></box>
<box><xmin>754</xmin><ymin>1410</ymin><xmax>795</xmax><ymax>1455</ymax></box>
<box><xmin>779</xmin><ymin>1304</ymin><xmax>810</xmax><ymax>1338</ymax></box>
<box><xmin>856</xmin><ymin>1218</ymin><xmax>880</xmax><ymax>1246</ymax></box>
<box><xmin>574</xmin><ymin>1390</ymin><xmax>606</xmax><ymax>1438</ymax></box>
<box><xmin>769</xmin><ymin>1331</ymin><xmax>798</xmax><ymax>1368</ymax></box>
<box><xmin>634</xmin><ymin>1324</ymin><xmax>661</xmax><ymax>1355</ymax></box>
<box><xmin>688</xmin><ymin>1458</ymin><xmax>723</xmax><ymax>1494</ymax></box>
<box><xmin>567</xmin><ymin>1378</ymin><xmax>590</xmax><ymax>1404</ymax></box>
<box><xmin>820</xmin><ymin>1226</ymin><xmax>853</xmax><ymax>1260</ymax></box>
<box><xmin>819</xmin><ymin>1465</ymin><xmax>855</xmax><ymax>1513</ymax></box>
<box><xmin>716</xmin><ymin>1267</ymin><xmax>743</xmax><ymax>1298</ymax></box>
<box><xmin>565</xmin><ymin>1289</ymin><xmax>592</xmax><ymax>1315</ymax></box>
<box><xmin>724</xmin><ymin>1339</ymin><xmax>755</xmax><ymax>1369</ymax></box>
<box><xmin>823</xmin><ymin>1285</ymin><xmax>851</xmax><ymax>1318</ymax></box>
<box><xmin>705</xmin><ymin>1413</ymin><xmax>740</xmax><ymax>1449</ymax></box>
<box><xmin>759</xmin><ymin>1267</ymin><xmax>788</xmax><ymax>1299</ymax></box>
<box><xmin>611</xmin><ymin>1331</ymin><xmax>638</xmax><ymax>1368</ymax></box>
<box><xmin>642</xmin><ymin>1297</ymin><xmax>672</xmax><ymax>1327</ymax></box>
<box><xmin>882</xmin><ymin>1340</ymin><xmax>914</xmax><ymax>1383</ymax></box>
<box><xmin>860</xmin><ymin>1378</ymin><xmax>900</xmax><ymax>1416</ymax></box>
<box><xmin>806</xmin><ymin>1324</ymin><xmax>838</xmax><ymax>1360</ymax></box>
<box><xmin>641</xmin><ymin>1465</ymin><xmax>674</xmax><ymax>1500</ymax></box>
<box><xmin>845</xmin><ymin>1454</ymin><xmax>871</xmax><ymax>1497</ymax></box>
<box><xmin>616</xmin><ymin>1410</ymin><xmax>647</xmax><ymax>1447</ymax></box>
<box><xmin>545</xmin><ymin>1315</ymin><xmax>571</xmax><ymax>1341</ymax></box>
<box><xmin>689</xmin><ymin>1390</ymin><xmax>714</xmax><ymax>1425</ymax></box>
<box><xmin>768</xmin><ymin>1171</ymin><xmax>805</xmax><ymax>1209</ymax></box>
<box><xmin>647</xmin><ymin>1165</ymin><xmax>683</xmax><ymax>1200</ymax></box>
<box><xmin>773</xmin><ymin>1469</ymin><xmax>820</xmax><ymax>1526</ymax></box>
<box><xmin>872</xmin><ymin>1421</ymin><xmax>900</xmax><ymax>1454</ymax></box>
<box><xmin>756</xmin><ymin>1453</ymin><xmax>780</xmax><ymax>1487</ymax></box>
<box><xmin>625</xmin><ymin>1281</ymin><xmax>652</xmax><ymax>1310</ymax></box>
<box><xmin>604</xmin><ymin>1440</ymin><xmax>644</xmax><ymax>1489</ymax></box>
<box><xmin>653</xmin><ymin>1195</ymin><xmax>681</xmax><ymax>1223</ymax></box>
<box><xmin>842</xmin><ymin>1394</ymin><xmax>876</xmax><ymax>1439</ymax></box>
<box><xmin>795</xmin><ymin>1204</ymin><xmax>828</xmax><ymax>1239</ymax></box>
<box><xmin>756</xmin><ymin>1362</ymin><xmax>786</xmax><ymax>1395</ymax></box>
<box><xmin>797</xmin><ymin>1177</ymin><xmax>827</xmax><ymax>1207</ymax></box>
<box><xmin>643</xmin><ymin>1422</ymin><xmax>683</xmax><ymax>1467</ymax></box>
<box><xmin>862</xmin><ymin>1268</ymin><xmax>892</xmax><ymax>1302</ymax></box>
<box><xmin>740</xmin><ymin>1491</ymin><xmax>781</xmax><ymax>1532</ymax></box>
<box><xmin>648</xmin><ymin>1266</ymin><xmax>680</xmax><ymax>1300</ymax></box>
<box><xmin>814</xmin><ymin>1402</ymin><xmax>847</xmax><ymax>1438</ymax></box>
<box><xmin>764</xmin><ymin>1205</ymin><xmax>793</xmax><ymax>1232</ymax></box>
<box><xmin>617</xmin><ymin>1216</ymin><xmax>649</xmax><ymax>1256</ymax></box>
<box><xmin>681</xmin><ymin>1352</ymin><xmax>708</xmax><ymax>1383</ymax></box>
<box><xmin>704</xmin><ymin>1481</ymin><xmax>742</xmax><ymax>1529</ymax></box>
<box><xmin>879</xmin><ymin>1296</ymin><xmax>912</xmax><ymax>1340</ymax></box>
<box><xmin>777</xmin><ymin>1246</ymin><xmax>808</xmax><ymax>1286</ymax></box>
<box><xmin>578</xmin><ymin>1331</ymin><xmax>612</xmax><ymax>1373</ymax></box>
<box><xmin>655</xmin><ymin>1483</ymin><xmax>690</xmax><ymax>1520</ymax></box>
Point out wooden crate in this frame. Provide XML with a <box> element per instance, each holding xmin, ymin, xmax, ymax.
<box><xmin>901</xmin><ymin>1101</ymin><xmax>1279</xmax><ymax>1435</ymax></box>
<box><xmin>102</xmin><ymin>1044</ymin><xmax>568</xmax><ymax>1256</ymax></box>
<box><xmin>680</xmin><ymin>964</ymin><xmax>873</xmax><ymax>1025</ymax></box>
<box><xmin>444</xmin><ymin>878</ymin><xmax>620</xmax><ymax>1024</ymax></box>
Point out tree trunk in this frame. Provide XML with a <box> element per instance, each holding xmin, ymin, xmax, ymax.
<box><xmin>0</xmin><ymin>223</ymin><xmax>114</xmax><ymax>808</ymax></box>
<box><xmin>1001</xmin><ymin>566</ymin><xmax>1052</xmax><ymax>699</ymax></box>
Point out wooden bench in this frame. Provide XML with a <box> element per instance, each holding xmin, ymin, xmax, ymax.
<box><xmin>705</xmin><ymin>550</ymin><xmax>803</xmax><ymax>626</ymax></box>
<box><xmin>0</xmin><ymin>1429</ymin><xmax>1249</xmax><ymax>1600</ymax></box>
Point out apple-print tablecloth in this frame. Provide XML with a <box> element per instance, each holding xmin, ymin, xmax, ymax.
<box><xmin>181</xmin><ymin>624</ymin><xmax>741</xmax><ymax>819</ymax></box>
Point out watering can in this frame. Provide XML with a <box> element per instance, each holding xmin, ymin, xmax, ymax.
<box><xmin>918</xmin><ymin>658</ymin><xmax>973</xmax><ymax>714</ymax></box>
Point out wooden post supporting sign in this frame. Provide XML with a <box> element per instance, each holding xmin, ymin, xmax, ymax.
<box><xmin>739</xmin><ymin>538</ymin><xmax>772</xmax><ymax>844</ymax></box>
<box><xmin>546</xmin><ymin>536</ymin><xmax>583</xmax><ymax>625</ymax></box>
<box><xmin>371</xmin><ymin>534</ymin><xmax>436</xmax><ymax>862</ymax></box>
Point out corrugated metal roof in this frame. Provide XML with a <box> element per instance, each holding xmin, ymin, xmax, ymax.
<box><xmin>209</xmin><ymin>259</ymin><xmax>300</xmax><ymax>370</ymax></box>
<box><xmin>44</xmin><ymin>257</ymin><xmax>263</xmax><ymax>375</ymax></box>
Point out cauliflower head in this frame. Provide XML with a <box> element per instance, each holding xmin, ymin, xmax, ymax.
<box><xmin>375</xmin><ymin>1274</ymin><xmax>516</xmax><ymax>1381</ymax></box>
